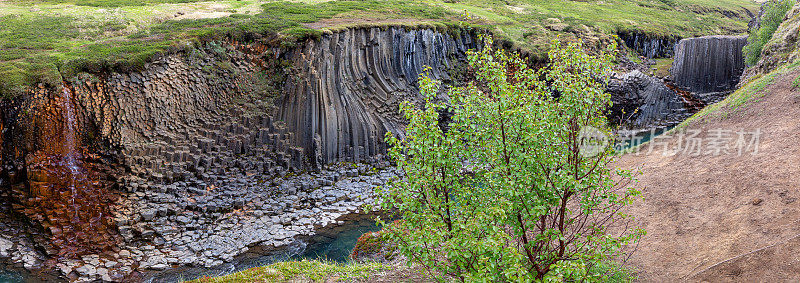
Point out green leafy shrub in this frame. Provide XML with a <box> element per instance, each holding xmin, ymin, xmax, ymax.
<box><xmin>743</xmin><ymin>0</ymin><xmax>795</xmax><ymax>66</ymax></box>
<box><xmin>377</xmin><ymin>38</ymin><xmax>643</xmax><ymax>281</ymax></box>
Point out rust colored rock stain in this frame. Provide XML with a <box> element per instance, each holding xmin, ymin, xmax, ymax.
<box><xmin>21</xmin><ymin>82</ymin><xmax>119</xmax><ymax>258</ymax></box>
<box><xmin>665</xmin><ymin>81</ymin><xmax>706</xmax><ymax>111</ymax></box>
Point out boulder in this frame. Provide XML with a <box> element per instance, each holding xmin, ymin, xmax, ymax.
<box><xmin>0</xmin><ymin>237</ymin><xmax>13</xmax><ymax>258</ymax></box>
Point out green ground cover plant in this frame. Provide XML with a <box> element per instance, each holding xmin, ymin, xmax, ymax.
<box><xmin>189</xmin><ymin>259</ymin><xmax>387</xmax><ymax>283</ymax></box>
<box><xmin>0</xmin><ymin>0</ymin><xmax>756</xmax><ymax>97</ymax></box>
<box><xmin>743</xmin><ymin>0</ymin><xmax>794</xmax><ymax>66</ymax></box>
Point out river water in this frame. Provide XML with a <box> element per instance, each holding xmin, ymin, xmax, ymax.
<box><xmin>0</xmin><ymin>270</ymin><xmax>22</xmax><ymax>283</ymax></box>
<box><xmin>0</xmin><ymin>217</ymin><xmax>380</xmax><ymax>283</ymax></box>
<box><xmin>615</xmin><ymin>126</ymin><xmax>676</xmax><ymax>152</ymax></box>
<box><xmin>142</xmin><ymin>217</ymin><xmax>381</xmax><ymax>282</ymax></box>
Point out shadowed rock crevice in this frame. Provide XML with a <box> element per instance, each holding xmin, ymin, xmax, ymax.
<box><xmin>619</xmin><ymin>31</ymin><xmax>680</xmax><ymax>59</ymax></box>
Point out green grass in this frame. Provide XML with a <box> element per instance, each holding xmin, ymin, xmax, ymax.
<box><xmin>439</xmin><ymin>0</ymin><xmax>756</xmax><ymax>58</ymax></box>
<box><xmin>188</xmin><ymin>260</ymin><xmax>388</xmax><ymax>283</ymax></box>
<box><xmin>10</xmin><ymin>0</ymin><xmax>207</xmax><ymax>7</ymax></box>
<box><xmin>652</xmin><ymin>58</ymin><xmax>674</xmax><ymax>77</ymax></box>
<box><xmin>743</xmin><ymin>0</ymin><xmax>794</xmax><ymax>66</ymax></box>
<box><xmin>586</xmin><ymin>261</ymin><xmax>637</xmax><ymax>283</ymax></box>
<box><xmin>0</xmin><ymin>0</ymin><xmax>758</xmax><ymax>97</ymax></box>
<box><xmin>0</xmin><ymin>0</ymin><xmax>460</xmax><ymax>96</ymax></box>
<box><xmin>793</xmin><ymin>75</ymin><xmax>800</xmax><ymax>90</ymax></box>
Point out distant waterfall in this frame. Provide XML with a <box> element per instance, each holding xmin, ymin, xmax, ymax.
<box><xmin>61</xmin><ymin>83</ymin><xmax>79</xmax><ymax>175</ymax></box>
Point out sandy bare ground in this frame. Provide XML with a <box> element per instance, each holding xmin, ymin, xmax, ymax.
<box><xmin>616</xmin><ymin>69</ymin><xmax>800</xmax><ymax>281</ymax></box>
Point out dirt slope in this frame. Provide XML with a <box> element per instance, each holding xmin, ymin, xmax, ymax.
<box><xmin>616</xmin><ymin>68</ymin><xmax>800</xmax><ymax>281</ymax></box>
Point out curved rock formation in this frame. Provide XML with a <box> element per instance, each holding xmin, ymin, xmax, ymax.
<box><xmin>278</xmin><ymin>28</ymin><xmax>475</xmax><ymax>167</ymax></box>
<box><xmin>670</xmin><ymin>35</ymin><xmax>748</xmax><ymax>93</ymax></box>
<box><xmin>607</xmin><ymin>70</ymin><xmax>691</xmax><ymax>129</ymax></box>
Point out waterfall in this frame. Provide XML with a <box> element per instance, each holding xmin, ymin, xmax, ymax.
<box><xmin>60</xmin><ymin>82</ymin><xmax>82</xmax><ymax>223</ymax></box>
<box><xmin>15</xmin><ymin>82</ymin><xmax>119</xmax><ymax>258</ymax></box>
<box><xmin>61</xmin><ymin>83</ymin><xmax>79</xmax><ymax>175</ymax></box>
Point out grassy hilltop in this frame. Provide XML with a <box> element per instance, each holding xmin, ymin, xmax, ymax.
<box><xmin>0</xmin><ymin>0</ymin><xmax>757</xmax><ymax>96</ymax></box>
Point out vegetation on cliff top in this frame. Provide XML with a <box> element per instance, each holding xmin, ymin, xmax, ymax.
<box><xmin>743</xmin><ymin>0</ymin><xmax>794</xmax><ymax>66</ymax></box>
<box><xmin>0</xmin><ymin>0</ymin><xmax>757</xmax><ymax>96</ymax></box>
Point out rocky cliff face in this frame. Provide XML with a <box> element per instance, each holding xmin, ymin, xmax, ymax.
<box><xmin>619</xmin><ymin>31</ymin><xmax>680</xmax><ymax>59</ymax></box>
<box><xmin>278</xmin><ymin>28</ymin><xmax>475</xmax><ymax>167</ymax></box>
<box><xmin>0</xmin><ymin>27</ymin><xmax>476</xmax><ymax>281</ymax></box>
<box><xmin>670</xmin><ymin>35</ymin><xmax>748</xmax><ymax>93</ymax></box>
<box><xmin>0</xmin><ymin>24</ymin><xmax>714</xmax><ymax>281</ymax></box>
<box><xmin>607</xmin><ymin>70</ymin><xmax>692</xmax><ymax>129</ymax></box>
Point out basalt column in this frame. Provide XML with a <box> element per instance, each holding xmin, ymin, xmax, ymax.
<box><xmin>670</xmin><ymin>35</ymin><xmax>748</xmax><ymax>93</ymax></box>
<box><xmin>619</xmin><ymin>31</ymin><xmax>680</xmax><ymax>59</ymax></box>
<box><xmin>14</xmin><ymin>82</ymin><xmax>119</xmax><ymax>258</ymax></box>
<box><xmin>278</xmin><ymin>28</ymin><xmax>476</xmax><ymax>167</ymax></box>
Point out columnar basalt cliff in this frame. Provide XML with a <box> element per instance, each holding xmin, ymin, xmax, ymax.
<box><xmin>278</xmin><ymin>28</ymin><xmax>476</xmax><ymax>167</ymax></box>
<box><xmin>607</xmin><ymin>70</ymin><xmax>692</xmax><ymax>129</ymax></box>
<box><xmin>0</xmin><ymin>27</ymin><xmax>477</xmax><ymax>281</ymax></box>
<box><xmin>670</xmin><ymin>35</ymin><xmax>748</xmax><ymax>94</ymax></box>
<box><xmin>619</xmin><ymin>31</ymin><xmax>680</xmax><ymax>59</ymax></box>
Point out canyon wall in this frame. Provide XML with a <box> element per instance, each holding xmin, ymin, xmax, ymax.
<box><xmin>278</xmin><ymin>28</ymin><xmax>475</xmax><ymax>167</ymax></box>
<box><xmin>0</xmin><ymin>25</ymin><xmax>714</xmax><ymax>281</ymax></box>
<box><xmin>0</xmin><ymin>27</ymin><xmax>477</xmax><ymax>281</ymax></box>
<box><xmin>671</xmin><ymin>35</ymin><xmax>748</xmax><ymax>93</ymax></box>
<box><xmin>619</xmin><ymin>31</ymin><xmax>680</xmax><ymax>59</ymax></box>
<box><xmin>6</xmin><ymin>27</ymin><xmax>475</xmax><ymax>194</ymax></box>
